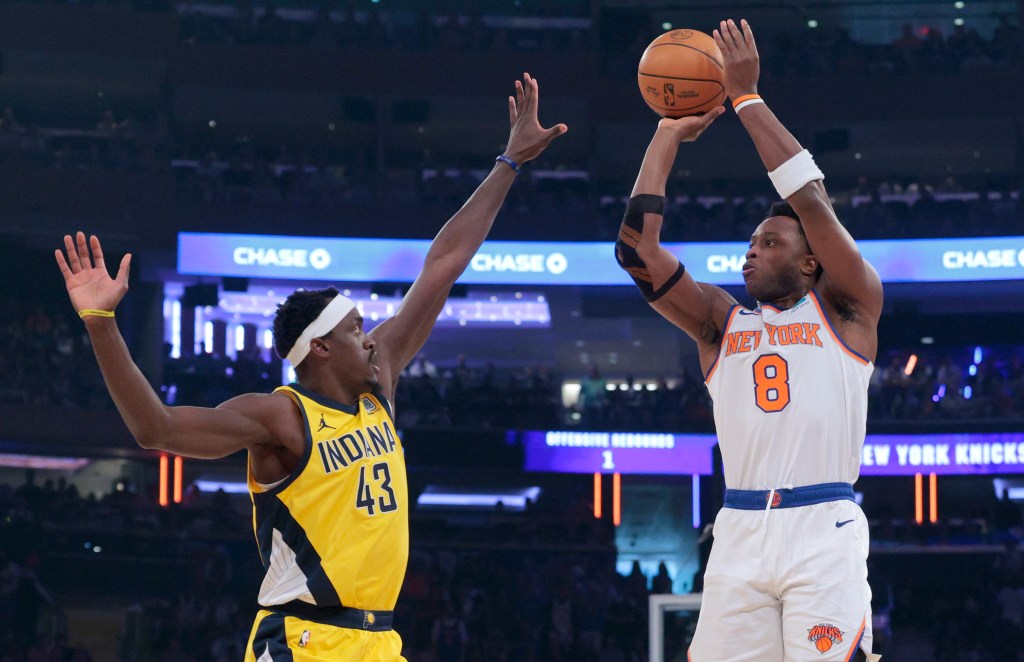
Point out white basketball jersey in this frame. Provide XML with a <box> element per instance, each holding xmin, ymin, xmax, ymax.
<box><xmin>705</xmin><ymin>290</ymin><xmax>873</xmax><ymax>490</ymax></box>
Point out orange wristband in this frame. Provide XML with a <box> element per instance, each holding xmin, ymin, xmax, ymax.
<box><xmin>732</xmin><ymin>94</ymin><xmax>764</xmax><ymax>112</ymax></box>
<box><xmin>732</xmin><ymin>94</ymin><xmax>761</xmax><ymax>108</ymax></box>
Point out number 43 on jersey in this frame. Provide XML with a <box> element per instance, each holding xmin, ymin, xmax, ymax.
<box><xmin>355</xmin><ymin>462</ymin><xmax>398</xmax><ymax>515</ymax></box>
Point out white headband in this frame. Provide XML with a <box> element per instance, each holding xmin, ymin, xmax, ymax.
<box><xmin>285</xmin><ymin>294</ymin><xmax>356</xmax><ymax>367</ymax></box>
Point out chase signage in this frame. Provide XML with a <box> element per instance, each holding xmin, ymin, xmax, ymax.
<box><xmin>232</xmin><ymin>246</ymin><xmax>332</xmax><ymax>270</ymax></box>
<box><xmin>178</xmin><ymin>233</ymin><xmax>1024</xmax><ymax>286</ymax></box>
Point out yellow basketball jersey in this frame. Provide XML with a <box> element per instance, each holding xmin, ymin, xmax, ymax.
<box><xmin>248</xmin><ymin>384</ymin><xmax>408</xmax><ymax>611</ymax></box>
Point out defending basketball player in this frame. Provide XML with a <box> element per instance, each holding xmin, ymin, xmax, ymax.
<box><xmin>615</xmin><ymin>20</ymin><xmax>883</xmax><ymax>662</ymax></box>
<box><xmin>55</xmin><ymin>73</ymin><xmax>565</xmax><ymax>662</ymax></box>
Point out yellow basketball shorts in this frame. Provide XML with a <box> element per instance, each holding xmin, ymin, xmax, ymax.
<box><xmin>244</xmin><ymin>609</ymin><xmax>407</xmax><ymax>662</ymax></box>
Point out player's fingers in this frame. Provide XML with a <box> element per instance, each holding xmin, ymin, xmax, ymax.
<box><xmin>515</xmin><ymin>80</ymin><xmax>525</xmax><ymax>115</ymax></box>
<box><xmin>719</xmin><ymin>20</ymin><xmax>737</xmax><ymax>50</ymax></box>
<box><xmin>116</xmin><ymin>254</ymin><xmax>132</xmax><ymax>286</ymax></box>
<box><xmin>712</xmin><ymin>29</ymin><xmax>727</xmax><ymax>55</ymax></box>
<box><xmin>726</xmin><ymin>19</ymin><xmax>744</xmax><ymax>48</ymax></box>
<box><xmin>76</xmin><ymin>231</ymin><xmax>91</xmax><ymax>269</ymax></box>
<box><xmin>700</xmin><ymin>106</ymin><xmax>726</xmax><ymax>127</ymax></box>
<box><xmin>716</xmin><ymin>22</ymin><xmax>729</xmax><ymax>52</ymax></box>
<box><xmin>64</xmin><ymin>234</ymin><xmax>81</xmax><ymax>272</ymax></box>
<box><xmin>91</xmin><ymin>235</ymin><xmax>106</xmax><ymax>271</ymax></box>
<box><xmin>508</xmin><ymin>96</ymin><xmax>517</xmax><ymax>126</ymax></box>
<box><xmin>55</xmin><ymin>249</ymin><xmax>73</xmax><ymax>282</ymax></box>
<box><xmin>741</xmin><ymin>19</ymin><xmax>757</xmax><ymax>50</ymax></box>
<box><xmin>542</xmin><ymin>123</ymin><xmax>568</xmax><ymax>141</ymax></box>
<box><xmin>523</xmin><ymin>73</ymin><xmax>536</xmax><ymax>115</ymax></box>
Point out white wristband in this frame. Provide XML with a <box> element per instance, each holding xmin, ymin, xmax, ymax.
<box><xmin>767</xmin><ymin>149</ymin><xmax>824</xmax><ymax>199</ymax></box>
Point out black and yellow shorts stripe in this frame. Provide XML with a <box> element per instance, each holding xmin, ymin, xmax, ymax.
<box><xmin>245</xmin><ymin>609</ymin><xmax>406</xmax><ymax>662</ymax></box>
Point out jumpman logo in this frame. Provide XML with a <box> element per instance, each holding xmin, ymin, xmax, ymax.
<box><xmin>317</xmin><ymin>414</ymin><xmax>336</xmax><ymax>432</ymax></box>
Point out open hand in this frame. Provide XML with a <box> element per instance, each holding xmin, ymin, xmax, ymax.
<box><xmin>55</xmin><ymin>232</ymin><xmax>131</xmax><ymax>315</ymax></box>
<box><xmin>713</xmin><ymin>19</ymin><xmax>761</xmax><ymax>101</ymax></box>
<box><xmin>657</xmin><ymin>105</ymin><xmax>725</xmax><ymax>143</ymax></box>
<box><xmin>502</xmin><ymin>73</ymin><xmax>568</xmax><ymax>165</ymax></box>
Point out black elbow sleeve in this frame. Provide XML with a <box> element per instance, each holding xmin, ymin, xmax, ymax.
<box><xmin>615</xmin><ymin>194</ymin><xmax>684</xmax><ymax>302</ymax></box>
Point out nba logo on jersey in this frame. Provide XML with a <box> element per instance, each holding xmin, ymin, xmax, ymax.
<box><xmin>298</xmin><ymin>630</ymin><xmax>311</xmax><ymax>648</ymax></box>
<box><xmin>361</xmin><ymin>397</ymin><xmax>377</xmax><ymax>413</ymax></box>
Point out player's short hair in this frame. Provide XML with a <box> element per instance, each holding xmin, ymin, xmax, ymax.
<box><xmin>768</xmin><ymin>200</ymin><xmax>802</xmax><ymax>229</ymax></box>
<box><xmin>273</xmin><ymin>287</ymin><xmax>340</xmax><ymax>360</ymax></box>
<box><xmin>767</xmin><ymin>201</ymin><xmax>823</xmax><ymax>281</ymax></box>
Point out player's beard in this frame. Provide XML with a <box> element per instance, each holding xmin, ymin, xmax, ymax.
<box><xmin>746</xmin><ymin>263</ymin><xmax>805</xmax><ymax>305</ymax></box>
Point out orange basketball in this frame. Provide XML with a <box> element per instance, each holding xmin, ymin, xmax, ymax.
<box><xmin>815</xmin><ymin>638</ymin><xmax>833</xmax><ymax>653</ymax></box>
<box><xmin>637</xmin><ymin>29</ymin><xmax>725</xmax><ymax>118</ymax></box>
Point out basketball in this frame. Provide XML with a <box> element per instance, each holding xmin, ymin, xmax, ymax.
<box><xmin>637</xmin><ymin>29</ymin><xmax>725</xmax><ymax>118</ymax></box>
<box><xmin>815</xmin><ymin>638</ymin><xmax>833</xmax><ymax>653</ymax></box>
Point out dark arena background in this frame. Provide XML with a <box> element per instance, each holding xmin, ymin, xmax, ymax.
<box><xmin>0</xmin><ymin>0</ymin><xmax>1023</xmax><ymax>660</ymax></box>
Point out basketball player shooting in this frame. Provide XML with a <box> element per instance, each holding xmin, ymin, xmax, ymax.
<box><xmin>55</xmin><ymin>73</ymin><xmax>565</xmax><ymax>662</ymax></box>
<box><xmin>615</xmin><ymin>20</ymin><xmax>883</xmax><ymax>662</ymax></box>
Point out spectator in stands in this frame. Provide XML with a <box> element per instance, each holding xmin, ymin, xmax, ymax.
<box><xmin>893</xmin><ymin>24</ymin><xmax>923</xmax><ymax>68</ymax></box>
<box><xmin>993</xmin><ymin>488</ymin><xmax>1024</xmax><ymax>539</ymax></box>
<box><xmin>544</xmin><ymin>577</ymin><xmax>579</xmax><ymax>660</ymax></box>
<box><xmin>408</xmin><ymin>352</ymin><xmax>439</xmax><ymax>379</ymax></box>
<box><xmin>991</xmin><ymin>15</ymin><xmax>1021</xmax><ymax>64</ymax></box>
<box><xmin>95</xmin><ymin>110</ymin><xmax>118</xmax><ymax>136</ymax></box>
<box><xmin>431</xmin><ymin>600</ymin><xmax>469</xmax><ymax>662</ymax></box>
<box><xmin>652</xmin><ymin>561</ymin><xmax>673</xmax><ymax>594</ymax></box>
<box><xmin>578</xmin><ymin>365</ymin><xmax>608</xmax><ymax>428</ymax></box>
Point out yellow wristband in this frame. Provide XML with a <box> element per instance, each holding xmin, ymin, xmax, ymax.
<box><xmin>78</xmin><ymin>309</ymin><xmax>115</xmax><ymax>318</ymax></box>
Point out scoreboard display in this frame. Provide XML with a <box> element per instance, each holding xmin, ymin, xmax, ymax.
<box><xmin>522</xmin><ymin>431</ymin><xmax>1024</xmax><ymax>476</ymax></box>
<box><xmin>522</xmin><ymin>431</ymin><xmax>717</xmax><ymax>475</ymax></box>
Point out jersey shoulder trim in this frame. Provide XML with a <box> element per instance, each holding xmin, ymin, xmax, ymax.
<box><xmin>704</xmin><ymin>304</ymin><xmax>742</xmax><ymax>384</ymax></box>
<box><xmin>809</xmin><ymin>290</ymin><xmax>871</xmax><ymax>366</ymax></box>
<box><xmin>252</xmin><ymin>385</ymin><xmax>314</xmax><ymax>496</ymax></box>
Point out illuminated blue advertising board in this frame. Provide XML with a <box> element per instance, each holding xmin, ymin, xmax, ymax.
<box><xmin>521</xmin><ymin>431</ymin><xmax>717</xmax><ymax>475</ymax></box>
<box><xmin>859</xmin><ymin>433</ymin><xmax>1024</xmax><ymax>476</ymax></box>
<box><xmin>521</xmin><ymin>431</ymin><xmax>1024</xmax><ymax>476</ymax></box>
<box><xmin>178</xmin><ymin>233</ymin><xmax>1024</xmax><ymax>286</ymax></box>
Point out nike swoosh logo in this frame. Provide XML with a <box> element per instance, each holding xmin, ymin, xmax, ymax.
<box><xmin>835</xmin><ymin>519</ymin><xmax>855</xmax><ymax>528</ymax></box>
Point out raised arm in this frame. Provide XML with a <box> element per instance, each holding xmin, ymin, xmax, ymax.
<box><xmin>370</xmin><ymin>73</ymin><xmax>566</xmax><ymax>395</ymax></box>
<box><xmin>55</xmin><ymin>233</ymin><xmax>298</xmax><ymax>459</ymax></box>
<box><xmin>714</xmin><ymin>19</ymin><xmax>883</xmax><ymax>328</ymax></box>
<box><xmin>616</xmin><ymin>109</ymin><xmax>738</xmax><ymax>373</ymax></box>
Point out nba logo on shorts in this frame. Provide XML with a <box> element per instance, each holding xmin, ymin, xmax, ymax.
<box><xmin>361</xmin><ymin>397</ymin><xmax>377</xmax><ymax>413</ymax></box>
<box><xmin>298</xmin><ymin>630</ymin><xmax>311</xmax><ymax>648</ymax></box>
